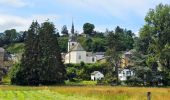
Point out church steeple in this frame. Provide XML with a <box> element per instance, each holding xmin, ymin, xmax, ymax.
<box><xmin>71</xmin><ymin>19</ymin><xmax>74</xmax><ymax>34</ymax></box>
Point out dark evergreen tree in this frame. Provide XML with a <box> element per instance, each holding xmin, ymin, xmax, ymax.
<box><xmin>10</xmin><ymin>21</ymin><xmax>40</xmax><ymax>85</ymax></box>
<box><xmin>38</xmin><ymin>21</ymin><xmax>66</xmax><ymax>84</ymax></box>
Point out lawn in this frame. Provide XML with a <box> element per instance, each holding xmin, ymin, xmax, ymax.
<box><xmin>0</xmin><ymin>85</ymin><xmax>170</xmax><ymax>100</ymax></box>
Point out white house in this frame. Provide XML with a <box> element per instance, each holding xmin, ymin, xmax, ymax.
<box><xmin>91</xmin><ymin>71</ymin><xmax>104</xmax><ymax>81</ymax></box>
<box><xmin>118</xmin><ymin>68</ymin><xmax>134</xmax><ymax>81</ymax></box>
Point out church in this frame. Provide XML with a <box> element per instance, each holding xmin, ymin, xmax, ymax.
<box><xmin>63</xmin><ymin>22</ymin><xmax>105</xmax><ymax>64</ymax></box>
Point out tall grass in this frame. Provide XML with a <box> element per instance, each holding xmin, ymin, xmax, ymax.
<box><xmin>0</xmin><ymin>86</ymin><xmax>170</xmax><ymax>100</ymax></box>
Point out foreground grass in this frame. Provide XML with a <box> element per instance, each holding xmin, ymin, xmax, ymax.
<box><xmin>0</xmin><ymin>85</ymin><xmax>170</xmax><ymax>100</ymax></box>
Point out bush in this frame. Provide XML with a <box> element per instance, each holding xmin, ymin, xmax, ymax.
<box><xmin>9</xmin><ymin>63</ymin><xmax>25</xmax><ymax>85</ymax></box>
<box><xmin>65</xmin><ymin>63</ymin><xmax>107</xmax><ymax>81</ymax></box>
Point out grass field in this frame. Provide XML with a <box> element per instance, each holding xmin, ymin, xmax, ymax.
<box><xmin>0</xmin><ymin>85</ymin><xmax>170</xmax><ymax>100</ymax></box>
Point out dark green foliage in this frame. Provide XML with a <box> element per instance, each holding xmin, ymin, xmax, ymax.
<box><xmin>61</xmin><ymin>25</ymin><xmax>68</xmax><ymax>36</ymax></box>
<box><xmin>38</xmin><ymin>22</ymin><xmax>66</xmax><ymax>84</ymax></box>
<box><xmin>114</xmin><ymin>26</ymin><xmax>134</xmax><ymax>51</ymax></box>
<box><xmin>4</xmin><ymin>29</ymin><xmax>18</xmax><ymax>44</ymax></box>
<box><xmin>106</xmin><ymin>31</ymin><xmax>123</xmax><ymax>84</ymax></box>
<box><xmin>140</xmin><ymin>3</ymin><xmax>170</xmax><ymax>69</ymax></box>
<box><xmin>10</xmin><ymin>21</ymin><xmax>66</xmax><ymax>85</ymax></box>
<box><xmin>82</xmin><ymin>38</ymin><xmax>93</xmax><ymax>52</ymax></box>
<box><xmin>83</xmin><ymin>23</ymin><xmax>95</xmax><ymax>35</ymax></box>
<box><xmin>65</xmin><ymin>63</ymin><xmax>106</xmax><ymax>81</ymax></box>
<box><xmin>58</xmin><ymin>37</ymin><xmax>68</xmax><ymax>53</ymax></box>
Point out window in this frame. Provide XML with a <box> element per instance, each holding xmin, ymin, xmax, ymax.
<box><xmin>92</xmin><ymin>57</ymin><xmax>95</xmax><ymax>62</ymax></box>
<box><xmin>126</xmin><ymin>71</ymin><xmax>131</xmax><ymax>76</ymax></box>
<box><xmin>79</xmin><ymin>55</ymin><xmax>81</xmax><ymax>59</ymax></box>
<box><xmin>72</xmin><ymin>43</ymin><xmax>74</xmax><ymax>46</ymax></box>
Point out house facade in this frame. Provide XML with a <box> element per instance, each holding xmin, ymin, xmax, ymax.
<box><xmin>0</xmin><ymin>48</ymin><xmax>5</xmax><ymax>68</ymax></box>
<box><xmin>121</xmin><ymin>50</ymin><xmax>134</xmax><ymax>68</ymax></box>
<box><xmin>118</xmin><ymin>68</ymin><xmax>134</xmax><ymax>81</ymax></box>
<box><xmin>91</xmin><ymin>71</ymin><xmax>104</xmax><ymax>81</ymax></box>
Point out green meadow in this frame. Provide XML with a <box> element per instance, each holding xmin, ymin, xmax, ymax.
<box><xmin>0</xmin><ymin>85</ymin><xmax>170</xmax><ymax>100</ymax></box>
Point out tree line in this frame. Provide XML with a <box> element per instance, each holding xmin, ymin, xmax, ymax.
<box><xmin>5</xmin><ymin>3</ymin><xmax>170</xmax><ymax>86</ymax></box>
<box><xmin>105</xmin><ymin>3</ymin><xmax>170</xmax><ymax>86</ymax></box>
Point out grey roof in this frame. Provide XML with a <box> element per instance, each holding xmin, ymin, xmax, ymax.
<box><xmin>124</xmin><ymin>51</ymin><xmax>132</xmax><ymax>55</ymax></box>
<box><xmin>71</xmin><ymin>43</ymin><xmax>85</xmax><ymax>51</ymax></box>
<box><xmin>0</xmin><ymin>48</ymin><xmax>4</xmax><ymax>52</ymax></box>
<box><xmin>91</xmin><ymin>71</ymin><xmax>102</xmax><ymax>75</ymax></box>
<box><xmin>94</xmin><ymin>52</ymin><xmax>105</xmax><ymax>55</ymax></box>
<box><xmin>86</xmin><ymin>52</ymin><xmax>93</xmax><ymax>57</ymax></box>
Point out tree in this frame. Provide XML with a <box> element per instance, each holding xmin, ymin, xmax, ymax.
<box><xmin>83</xmin><ymin>23</ymin><xmax>95</xmax><ymax>35</ymax></box>
<box><xmin>106</xmin><ymin>31</ymin><xmax>122</xmax><ymax>84</ymax></box>
<box><xmin>4</xmin><ymin>29</ymin><xmax>18</xmax><ymax>44</ymax></box>
<box><xmin>61</xmin><ymin>25</ymin><xmax>68</xmax><ymax>36</ymax></box>
<box><xmin>10</xmin><ymin>21</ymin><xmax>40</xmax><ymax>85</ymax></box>
<box><xmin>114</xmin><ymin>26</ymin><xmax>134</xmax><ymax>51</ymax></box>
<box><xmin>38</xmin><ymin>21</ymin><xmax>66</xmax><ymax>84</ymax></box>
<box><xmin>141</xmin><ymin>3</ymin><xmax>170</xmax><ymax>69</ymax></box>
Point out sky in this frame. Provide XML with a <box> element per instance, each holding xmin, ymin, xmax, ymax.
<box><xmin>0</xmin><ymin>0</ymin><xmax>169</xmax><ymax>34</ymax></box>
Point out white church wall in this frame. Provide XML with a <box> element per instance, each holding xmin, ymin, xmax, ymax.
<box><xmin>68</xmin><ymin>41</ymin><xmax>78</xmax><ymax>51</ymax></box>
<box><xmin>65</xmin><ymin>51</ymin><xmax>77</xmax><ymax>64</ymax></box>
<box><xmin>86</xmin><ymin>56</ymin><xmax>96</xmax><ymax>63</ymax></box>
<box><xmin>76</xmin><ymin>51</ymin><xmax>86</xmax><ymax>63</ymax></box>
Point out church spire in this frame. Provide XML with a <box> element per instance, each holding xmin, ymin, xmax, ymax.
<box><xmin>71</xmin><ymin>18</ymin><xmax>74</xmax><ymax>34</ymax></box>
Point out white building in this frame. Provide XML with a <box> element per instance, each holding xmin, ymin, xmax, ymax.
<box><xmin>118</xmin><ymin>68</ymin><xmax>134</xmax><ymax>81</ymax></box>
<box><xmin>63</xmin><ymin>22</ymin><xmax>105</xmax><ymax>64</ymax></box>
<box><xmin>91</xmin><ymin>71</ymin><xmax>104</xmax><ymax>81</ymax></box>
<box><xmin>64</xmin><ymin>35</ymin><xmax>105</xmax><ymax>64</ymax></box>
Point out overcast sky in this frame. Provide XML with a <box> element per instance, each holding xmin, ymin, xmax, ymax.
<box><xmin>0</xmin><ymin>0</ymin><xmax>169</xmax><ymax>34</ymax></box>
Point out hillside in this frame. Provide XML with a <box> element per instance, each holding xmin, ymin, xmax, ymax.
<box><xmin>6</xmin><ymin>43</ymin><xmax>25</xmax><ymax>54</ymax></box>
<box><xmin>4</xmin><ymin>36</ymin><xmax>106</xmax><ymax>54</ymax></box>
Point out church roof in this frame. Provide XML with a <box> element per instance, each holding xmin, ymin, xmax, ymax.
<box><xmin>71</xmin><ymin>43</ymin><xmax>85</xmax><ymax>51</ymax></box>
<box><xmin>91</xmin><ymin>71</ymin><xmax>102</xmax><ymax>75</ymax></box>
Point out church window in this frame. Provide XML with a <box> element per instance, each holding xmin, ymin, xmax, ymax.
<box><xmin>79</xmin><ymin>55</ymin><xmax>81</xmax><ymax>59</ymax></box>
<box><xmin>92</xmin><ymin>57</ymin><xmax>95</xmax><ymax>62</ymax></box>
<box><xmin>72</xmin><ymin>43</ymin><xmax>74</xmax><ymax>46</ymax></box>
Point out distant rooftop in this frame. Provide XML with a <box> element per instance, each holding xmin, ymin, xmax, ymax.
<box><xmin>0</xmin><ymin>48</ymin><xmax>4</xmax><ymax>52</ymax></box>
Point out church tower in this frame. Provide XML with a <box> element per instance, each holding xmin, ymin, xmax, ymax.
<box><xmin>68</xmin><ymin>20</ymin><xmax>77</xmax><ymax>52</ymax></box>
<box><xmin>71</xmin><ymin>20</ymin><xmax>74</xmax><ymax>34</ymax></box>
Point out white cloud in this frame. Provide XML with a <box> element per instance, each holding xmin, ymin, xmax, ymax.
<box><xmin>0</xmin><ymin>14</ymin><xmax>61</xmax><ymax>32</ymax></box>
<box><xmin>56</xmin><ymin>0</ymin><xmax>169</xmax><ymax>20</ymax></box>
<box><xmin>0</xmin><ymin>0</ymin><xmax>28</xmax><ymax>7</ymax></box>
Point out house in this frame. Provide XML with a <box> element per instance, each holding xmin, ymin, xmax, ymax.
<box><xmin>91</xmin><ymin>71</ymin><xmax>104</xmax><ymax>81</ymax></box>
<box><xmin>0</xmin><ymin>48</ymin><xmax>5</xmax><ymax>68</ymax></box>
<box><xmin>118</xmin><ymin>68</ymin><xmax>134</xmax><ymax>81</ymax></box>
<box><xmin>120</xmin><ymin>50</ymin><xmax>134</xmax><ymax>68</ymax></box>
